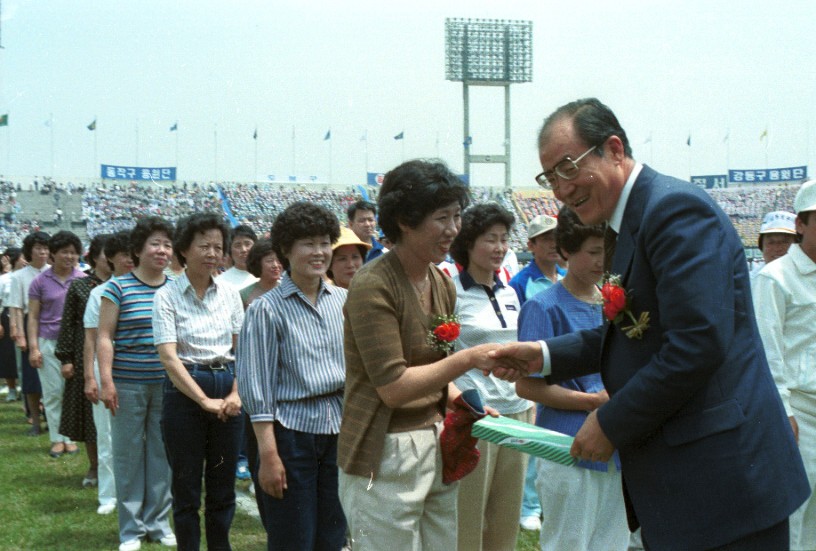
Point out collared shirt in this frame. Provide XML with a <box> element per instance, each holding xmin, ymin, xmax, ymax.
<box><xmin>453</xmin><ymin>270</ymin><xmax>531</xmax><ymax>415</ymax></box>
<box><xmin>7</xmin><ymin>263</ymin><xmax>50</xmax><ymax>313</ymax></box>
<box><xmin>508</xmin><ymin>260</ymin><xmax>564</xmax><ymax>305</ymax></box>
<box><xmin>153</xmin><ymin>272</ymin><xmax>244</xmax><ymax>365</ymax></box>
<box><xmin>28</xmin><ymin>267</ymin><xmax>86</xmax><ymax>339</ymax></box>
<box><xmin>539</xmin><ymin>161</ymin><xmax>643</xmax><ymax>375</ymax></box>
<box><xmin>237</xmin><ymin>273</ymin><xmax>347</xmax><ymax>435</ymax></box>
<box><xmin>752</xmin><ymin>244</ymin><xmax>816</xmax><ymax>416</ymax></box>
<box><xmin>217</xmin><ymin>266</ymin><xmax>258</xmax><ymax>291</ymax></box>
<box><xmin>608</xmin><ymin>162</ymin><xmax>643</xmax><ymax>234</ymax></box>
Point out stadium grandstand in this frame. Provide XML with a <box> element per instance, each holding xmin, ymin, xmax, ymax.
<box><xmin>0</xmin><ymin>177</ymin><xmax>804</xmax><ymax>263</ymax></box>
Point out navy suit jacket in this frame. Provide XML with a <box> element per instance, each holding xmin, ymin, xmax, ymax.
<box><xmin>545</xmin><ymin>165</ymin><xmax>809</xmax><ymax>550</ymax></box>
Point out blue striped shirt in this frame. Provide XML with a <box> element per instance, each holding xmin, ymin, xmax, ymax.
<box><xmin>237</xmin><ymin>274</ymin><xmax>347</xmax><ymax>434</ymax></box>
<box><xmin>518</xmin><ymin>282</ymin><xmax>620</xmax><ymax>472</ymax></box>
<box><xmin>102</xmin><ymin>272</ymin><xmax>170</xmax><ymax>384</ymax></box>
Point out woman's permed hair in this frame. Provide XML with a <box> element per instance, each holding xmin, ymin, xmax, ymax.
<box><xmin>130</xmin><ymin>216</ymin><xmax>174</xmax><ymax>267</ymax></box>
<box><xmin>48</xmin><ymin>230</ymin><xmax>82</xmax><ymax>256</ymax></box>
<box><xmin>377</xmin><ymin>159</ymin><xmax>471</xmax><ymax>243</ymax></box>
<box><xmin>104</xmin><ymin>230</ymin><xmax>132</xmax><ymax>272</ymax></box>
<box><xmin>246</xmin><ymin>239</ymin><xmax>276</xmax><ymax>278</ymax></box>
<box><xmin>555</xmin><ymin>205</ymin><xmax>606</xmax><ymax>256</ymax></box>
<box><xmin>173</xmin><ymin>213</ymin><xmax>230</xmax><ymax>268</ymax></box>
<box><xmin>86</xmin><ymin>233</ymin><xmax>112</xmax><ymax>269</ymax></box>
<box><xmin>270</xmin><ymin>202</ymin><xmax>340</xmax><ymax>269</ymax></box>
<box><xmin>450</xmin><ymin>203</ymin><xmax>514</xmax><ymax>268</ymax></box>
<box><xmin>22</xmin><ymin>231</ymin><xmax>51</xmax><ymax>262</ymax></box>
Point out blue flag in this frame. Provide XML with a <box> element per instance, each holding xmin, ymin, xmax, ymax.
<box><xmin>324</xmin><ymin>129</ymin><xmax>331</xmax><ymax>140</ymax></box>
<box><xmin>394</xmin><ymin>131</ymin><xmax>404</xmax><ymax>140</ymax></box>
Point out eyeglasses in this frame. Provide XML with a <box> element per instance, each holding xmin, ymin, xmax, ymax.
<box><xmin>534</xmin><ymin>145</ymin><xmax>597</xmax><ymax>190</ymax></box>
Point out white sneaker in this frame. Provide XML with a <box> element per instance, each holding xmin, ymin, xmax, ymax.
<box><xmin>97</xmin><ymin>502</ymin><xmax>116</xmax><ymax>515</ymax></box>
<box><xmin>5</xmin><ymin>388</ymin><xmax>17</xmax><ymax>402</ymax></box>
<box><xmin>520</xmin><ymin>515</ymin><xmax>542</xmax><ymax>531</ymax></box>
<box><xmin>119</xmin><ymin>539</ymin><xmax>141</xmax><ymax>551</ymax></box>
<box><xmin>159</xmin><ymin>534</ymin><xmax>177</xmax><ymax>547</ymax></box>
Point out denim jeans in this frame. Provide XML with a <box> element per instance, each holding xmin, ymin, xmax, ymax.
<box><xmin>161</xmin><ymin>365</ymin><xmax>242</xmax><ymax>551</ymax></box>
<box><xmin>256</xmin><ymin>423</ymin><xmax>346</xmax><ymax>551</ymax></box>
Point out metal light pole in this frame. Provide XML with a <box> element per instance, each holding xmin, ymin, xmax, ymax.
<box><xmin>445</xmin><ymin>18</ymin><xmax>532</xmax><ymax>188</ymax></box>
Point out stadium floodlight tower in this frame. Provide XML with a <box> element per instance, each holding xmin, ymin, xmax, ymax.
<box><xmin>445</xmin><ymin>18</ymin><xmax>532</xmax><ymax>188</ymax></box>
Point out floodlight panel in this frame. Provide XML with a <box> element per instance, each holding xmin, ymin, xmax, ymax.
<box><xmin>445</xmin><ymin>18</ymin><xmax>532</xmax><ymax>83</ymax></box>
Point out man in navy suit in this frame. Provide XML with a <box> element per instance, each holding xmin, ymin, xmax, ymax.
<box><xmin>495</xmin><ymin>98</ymin><xmax>809</xmax><ymax>550</ymax></box>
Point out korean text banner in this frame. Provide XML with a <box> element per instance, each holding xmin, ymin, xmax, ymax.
<box><xmin>101</xmin><ymin>165</ymin><xmax>177</xmax><ymax>181</ymax></box>
<box><xmin>728</xmin><ymin>166</ymin><xmax>807</xmax><ymax>184</ymax></box>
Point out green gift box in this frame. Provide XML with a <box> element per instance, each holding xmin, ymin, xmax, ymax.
<box><xmin>472</xmin><ymin>415</ymin><xmax>577</xmax><ymax>466</ymax></box>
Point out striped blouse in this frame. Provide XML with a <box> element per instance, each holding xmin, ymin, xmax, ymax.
<box><xmin>237</xmin><ymin>274</ymin><xmax>347</xmax><ymax>435</ymax></box>
<box><xmin>101</xmin><ymin>272</ymin><xmax>170</xmax><ymax>384</ymax></box>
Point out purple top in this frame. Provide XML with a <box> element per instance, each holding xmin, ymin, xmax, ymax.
<box><xmin>28</xmin><ymin>267</ymin><xmax>87</xmax><ymax>339</ymax></box>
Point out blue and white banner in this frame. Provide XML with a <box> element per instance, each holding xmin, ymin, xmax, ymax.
<box><xmin>691</xmin><ymin>174</ymin><xmax>728</xmax><ymax>189</ymax></box>
<box><xmin>728</xmin><ymin>166</ymin><xmax>807</xmax><ymax>184</ymax></box>
<box><xmin>367</xmin><ymin>172</ymin><xmax>386</xmax><ymax>186</ymax></box>
<box><xmin>101</xmin><ymin>165</ymin><xmax>177</xmax><ymax>181</ymax></box>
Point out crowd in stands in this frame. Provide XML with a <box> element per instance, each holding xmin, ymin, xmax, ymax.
<box><xmin>0</xmin><ymin>178</ymin><xmax>807</xmax><ymax>254</ymax></box>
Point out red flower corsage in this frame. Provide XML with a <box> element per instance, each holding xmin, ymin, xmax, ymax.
<box><xmin>427</xmin><ymin>315</ymin><xmax>461</xmax><ymax>353</ymax></box>
<box><xmin>601</xmin><ymin>274</ymin><xmax>650</xmax><ymax>339</ymax></box>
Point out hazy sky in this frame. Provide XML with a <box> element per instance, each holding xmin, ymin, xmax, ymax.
<box><xmin>2</xmin><ymin>0</ymin><xmax>815</xmax><ymax>187</ymax></box>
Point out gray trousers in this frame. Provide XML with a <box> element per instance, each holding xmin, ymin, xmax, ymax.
<box><xmin>110</xmin><ymin>381</ymin><xmax>172</xmax><ymax>543</ymax></box>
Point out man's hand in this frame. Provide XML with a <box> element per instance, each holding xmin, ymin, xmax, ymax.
<box><xmin>487</xmin><ymin>341</ymin><xmax>543</xmax><ymax>380</ymax></box>
<box><xmin>466</xmin><ymin>343</ymin><xmax>532</xmax><ymax>382</ymax></box>
<box><xmin>258</xmin><ymin>453</ymin><xmax>287</xmax><ymax>499</ymax></box>
<box><xmin>570</xmin><ymin>409</ymin><xmax>615</xmax><ymax>463</ymax></box>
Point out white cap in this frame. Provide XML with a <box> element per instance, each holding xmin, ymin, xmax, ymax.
<box><xmin>759</xmin><ymin>211</ymin><xmax>796</xmax><ymax>235</ymax></box>
<box><xmin>794</xmin><ymin>179</ymin><xmax>816</xmax><ymax>214</ymax></box>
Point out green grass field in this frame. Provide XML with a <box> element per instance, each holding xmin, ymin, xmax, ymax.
<box><xmin>0</xmin><ymin>397</ymin><xmax>538</xmax><ymax>550</ymax></box>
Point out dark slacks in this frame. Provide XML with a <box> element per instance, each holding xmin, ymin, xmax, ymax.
<box><xmin>257</xmin><ymin>423</ymin><xmax>346</xmax><ymax>551</ymax></box>
<box><xmin>161</xmin><ymin>366</ymin><xmax>242</xmax><ymax>551</ymax></box>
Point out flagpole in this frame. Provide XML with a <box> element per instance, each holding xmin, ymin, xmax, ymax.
<box><xmin>135</xmin><ymin>120</ymin><xmax>140</xmax><ymax>166</ymax></box>
<box><xmin>329</xmin><ymin>130</ymin><xmax>333</xmax><ymax>185</ymax></box>
<box><xmin>214</xmin><ymin>124</ymin><xmax>218</xmax><ymax>181</ymax></box>
<box><xmin>291</xmin><ymin>126</ymin><xmax>296</xmax><ymax>180</ymax></box>
<box><xmin>436</xmin><ymin>132</ymin><xmax>440</xmax><ymax>158</ymax></box>
<box><xmin>363</xmin><ymin>130</ymin><xmax>368</xmax><ymax>176</ymax></box>
<box><xmin>50</xmin><ymin>113</ymin><xmax>55</xmax><ymax>177</ymax></box>
<box><xmin>175</xmin><ymin>125</ymin><xmax>179</xmax><ymax>169</ymax></box>
<box><xmin>253</xmin><ymin>129</ymin><xmax>258</xmax><ymax>183</ymax></box>
<box><xmin>93</xmin><ymin>116</ymin><xmax>98</xmax><ymax>178</ymax></box>
<box><xmin>401</xmin><ymin>131</ymin><xmax>405</xmax><ymax>162</ymax></box>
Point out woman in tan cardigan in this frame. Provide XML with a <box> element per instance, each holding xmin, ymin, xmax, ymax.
<box><xmin>338</xmin><ymin>159</ymin><xmax>515</xmax><ymax>550</ymax></box>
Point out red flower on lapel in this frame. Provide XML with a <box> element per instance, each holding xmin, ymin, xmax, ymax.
<box><xmin>601</xmin><ymin>274</ymin><xmax>650</xmax><ymax>339</ymax></box>
<box><xmin>427</xmin><ymin>314</ymin><xmax>461</xmax><ymax>353</ymax></box>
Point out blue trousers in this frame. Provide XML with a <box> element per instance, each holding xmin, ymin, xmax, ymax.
<box><xmin>256</xmin><ymin>423</ymin><xmax>346</xmax><ymax>551</ymax></box>
<box><xmin>161</xmin><ymin>367</ymin><xmax>242</xmax><ymax>551</ymax></box>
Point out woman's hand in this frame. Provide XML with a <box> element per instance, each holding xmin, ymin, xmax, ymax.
<box><xmin>200</xmin><ymin>397</ymin><xmax>226</xmax><ymax>418</ymax></box>
<box><xmin>29</xmin><ymin>348</ymin><xmax>43</xmax><ymax>369</ymax></box>
<box><xmin>61</xmin><ymin>363</ymin><xmax>75</xmax><ymax>379</ymax></box>
<box><xmin>84</xmin><ymin>377</ymin><xmax>99</xmax><ymax>404</ymax></box>
<box><xmin>258</xmin><ymin>453</ymin><xmax>287</xmax><ymax>499</ymax></box>
<box><xmin>100</xmin><ymin>381</ymin><xmax>119</xmax><ymax>415</ymax></box>
<box><xmin>484</xmin><ymin>405</ymin><xmax>501</xmax><ymax>418</ymax></box>
<box><xmin>221</xmin><ymin>392</ymin><xmax>242</xmax><ymax>420</ymax></box>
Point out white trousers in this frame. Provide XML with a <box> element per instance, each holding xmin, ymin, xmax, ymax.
<box><xmin>38</xmin><ymin>338</ymin><xmax>71</xmax><ymax>444</ymax></box>
<box><xmin>93</xmin><ymin>360</ymin><xmax>116</xmax><ymax>506</ymax></box>
<box><xmin>536</xmin><ymin>457</ymin><xmax>629</xmax><ymax>551</ymax></box>
<box><xmin>339</xmin><ymin>422</ymin><xmax>458</xmax><ymax>551</ymax></box>
<box><xmin>790</xmin><ymin>391</ymin><xmax>816</xmax><ymax>551</ymax></box>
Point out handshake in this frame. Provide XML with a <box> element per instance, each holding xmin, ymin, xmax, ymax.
<box><xmin>464</xmin><ymin>341</ymin><xmax>544</xmax><ymax>382</ymax></box>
